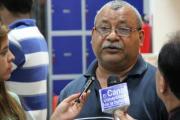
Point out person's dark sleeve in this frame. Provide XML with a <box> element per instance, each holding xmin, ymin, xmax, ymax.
<box><xmin>158</xmin><ymin>97</ymin><xmax>169</xmax><ymax>120</ymax></box>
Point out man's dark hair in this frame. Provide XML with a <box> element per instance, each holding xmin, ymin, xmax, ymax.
<box><xmin>158</xmin><ymin>31</ymin><xmax>180</xmax><ymax>99</ymax></box>
<box><xmin>0</xmin><ymin>0</ymin><xmax>33</xmax><ymax>14</ymax></box>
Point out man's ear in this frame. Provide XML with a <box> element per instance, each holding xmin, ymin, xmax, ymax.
<box><xmin>92</xmin><ymin>27</ymin><xmax>95</xmax><ymax>35</ymax></box>
<box><xmin>138</xmin><ymin>29</ymin><xmax>144</xmax><ymax>47</ymax></box>
<box><xmin>91</xmin><ymin>27</ymin><xmax>96</xmax><ymax>44</ymax></box>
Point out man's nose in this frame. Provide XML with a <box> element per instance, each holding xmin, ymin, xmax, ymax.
<box><xmin>106</xmin><ymin>29</ymin><xmax>120</xmax><ymax>42</ymax></box>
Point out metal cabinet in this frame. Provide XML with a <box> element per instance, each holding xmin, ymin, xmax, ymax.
<box><xmin>52</xmin><ymin>0</ymin><xmax>82</xmax><ymax>30</ymax></box>
<box><xmin>126</xmin><ymin>0</ymin><xmax>143</xmax><ymax>15</ymax></box>
<box><xmin>86</xmin><ymin>0</ymin><xmax>111</xmax><ymax>30</ymax></box>
<box><xmin>53</xmin><ymin>36</ymin><xmax>83</xmax><ymax>74</ymax></box>
<box><xmin>53</xmin><ymin>80</ymin><xmax>72</xmax><ymax>95</ymax></box>
<box><xmin>86</xmin><ymin>36</ymin><xmax>95</xmax><ymax>68</ymax></box>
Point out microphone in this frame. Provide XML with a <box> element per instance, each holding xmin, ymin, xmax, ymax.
<box><xmin>107</xmin><ymin>75</ymin><xmax>119</xmax><ymax>86</ymax></box>
<box><xmin>75</xmin><ymin>76</ymin><xmax>95</xmax><ymax>103</ymax></box>
<box><xmin>99</xmin><ymin>75</ymin><xmax>130</xmax><ymax>114</ymax></box>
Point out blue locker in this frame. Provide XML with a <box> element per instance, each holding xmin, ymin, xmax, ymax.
<box><xmin>53</xmin><ymin>80</ymin><xmax>72</xmax><ymax>95</ymax></box>
<box><xmin>52</xmin><ymin>0</ymin><xmax>82</xmax><ymax>30</ymax></box>
<box><xmin>125</xmin><ymin>0</ymin><xmax>143</xmax><ymax>16</ymax></box>
<box><xmin>86</xmin><ymin>0</ymin><xmax>111</xmax><ymax>30</ymax></box>
<box><xmin>52</xmin><ymin>36</ymin><xmax>83</xmax><ymax>74</ymax></box>
<box><xmin>86</xmin><ymin>36</ymin><xmax>96</xmax><ymax>68</ymax></box>
<box><xmin>86</xmin><ymin>0</ymin><xmax>143</xmax><ymax>30</ymax></box>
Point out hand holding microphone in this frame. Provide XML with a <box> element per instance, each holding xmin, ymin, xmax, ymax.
<box><xmin>51</xmin><ymin>76</ymin><xmax>94</xmax><ymax>120</ymax></box>
<box><xmin>50</xmin><ymin>91</ymin><xmax>90</xmax><ymax>120</ymax></box>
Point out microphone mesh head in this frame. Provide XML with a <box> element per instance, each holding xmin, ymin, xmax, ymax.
<box><xmin>107</xmin><ymin>75</ymin><xmax>119</xmax><ymax>87</ymax></box>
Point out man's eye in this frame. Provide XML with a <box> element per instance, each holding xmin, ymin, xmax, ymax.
<box><xmin>118</xmin><ymin>28</ymin><xmax>130</xmax><ymax>32</ymax></box>
<box><xmin>100</xmin><ymin>27</ymin><xmax>110</xmax><ymax>31</ymax></box>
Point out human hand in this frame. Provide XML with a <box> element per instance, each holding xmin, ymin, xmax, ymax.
<box><xmin>50</xmin><ymin>91</ymin><xmax>90</xmax><ymax>120</ymax></box>
<box><xmin>114</xmin><ymin>110</ymin><xmax>136</xmax><ymax>120</ymax></box>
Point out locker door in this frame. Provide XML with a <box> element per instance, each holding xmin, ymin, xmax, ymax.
<box><xmin>53</xmin><ymin>36</ymin><xmax>83</xmax><ymax>74</ymax></box>
<box><xmin>52</xmin><ymin>0</ymin><xmax>82</xmax><ymax>30</ymax></box>
<box><xmin>86</xmin><ymin>36</ymin><xmax>95</xmax><ymax>68</ymax></box>
<box><xmin>86</xmin><ymin>0</ymin><xmax>111</xmax><ymax>30</ymax></box>
<box><xmin>125</xmin><ymin>0</ymin><xmax>143</xmax><ymax>15</ymax></box>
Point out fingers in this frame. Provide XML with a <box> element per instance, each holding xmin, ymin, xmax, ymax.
<box><xmin>79</xmin><ymin>90</ymin><xmax>90</xmax><ymax>104</ymax></box>
<box><xmin>61</xmin><ymin>90</ymin><xmax>90</xmax><ymax>108</ymax></box>
<box><xmin>114</xmin><ymin>110</ymin><xmax>135</xmax><ymax>120</ymax></box>
<box><xmin>72</xmin><ymin>90</ymin><xmax>91</xmax><ymax>112</ymax></box>
<box><xmin>63</xmin><ymin>93</ymin><xmax>81</xmax><ymax>103</ymax></box>
<box><xmin>55</xmin><ymin>93</ymin><xmax>82</xmax><ymax>114</ymax></box>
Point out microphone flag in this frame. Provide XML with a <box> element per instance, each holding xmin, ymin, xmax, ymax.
<box><xmin>99</xmin><ymin>83</ymin><xmax>130</xmax><ymax>113</ymax></box>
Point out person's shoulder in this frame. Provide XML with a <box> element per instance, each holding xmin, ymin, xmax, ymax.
<box><xmin>147</xmin><ymin>62</ymin><xmax>156</xmax><ymax>70</ymax></box>
<box><xmin>58</xmin><ymin>75</ymin><xmax>86</xmax><ymax>101</ymax></box>
<box><xmin>142</xmin><ymin>62</ymin><xmax>157</xmax><ymax>85</ymax></box>
<box><xmin>63</xmin><ymin>75</ymin><xmax>86</xmax><ymax>92</ymax></box>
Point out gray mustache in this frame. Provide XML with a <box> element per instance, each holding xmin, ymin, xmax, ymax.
<box><xmin>102</xmin><ymin>42</ymin><xmax>123</xmax><ymax>49</ymax></box>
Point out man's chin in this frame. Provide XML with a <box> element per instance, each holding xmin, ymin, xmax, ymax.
<box><xmin>102</xmin><ymin>53</ymin><xmax>124</xmax><ymax>59</ymax></box>
<box><xmin>103</xmin><ymin>57</ymin><xmax>123</xmax><ymax>63</ymax></box>
<box><xmin>102</xmin><ymin>59</ymin><xmax>123</xmax><ymax>67</ymax></box>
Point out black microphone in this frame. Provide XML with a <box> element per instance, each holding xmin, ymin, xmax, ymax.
<box><xmin>75</xmin><ymin>76</ymin><xmax>95</xmax><ymax>103</ymax></box>
<box><xmin>107</xmin><ymin>75</ymin><xmax>119</xmax><ymax>87</ymax></box>
<box><xmin>99</xmin><ymin>75</ymin><xmax>130</xmax><ymax>114</ymax></box>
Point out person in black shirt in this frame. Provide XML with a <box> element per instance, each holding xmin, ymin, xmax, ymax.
<box><xmin>156</xmin><ymin>31</ymin><xmax>180</xmax><ymax>120</ymax></box>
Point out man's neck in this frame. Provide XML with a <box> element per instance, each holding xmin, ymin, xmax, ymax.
<box><xmin>96</xmin><ymin>63</ymin><xmax>135</xmax><ymax>88</ymax></box>
<box><xmin>2</xmin><ymin>10</ymin><xmax>30</xmax><ymax>26</ymax></box>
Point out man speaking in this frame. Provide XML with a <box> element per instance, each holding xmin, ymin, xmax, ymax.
<box><xmin>58</xmin><ymin>1</ymin><xmax>168</xmax><ymax>119</ymax></box>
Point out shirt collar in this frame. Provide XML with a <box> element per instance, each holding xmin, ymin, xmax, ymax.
<box><xmin>127</xmin><ymin>55</ymin><xmax>147</xmax><ymax>76</ymax></box>
<box><xmin>84</xmin><ymin>55</ymin><xmax>147</xmax><ymax>78</ymax></box>
<box><xmin>84</xmin><ymin>59</ymin><xmax>98</xmax><ymax>78</ymax></box>
<box><xmin>9</xmin><ymin>19</ymin><xmax>36</xmax><ymax>29</ymax></box>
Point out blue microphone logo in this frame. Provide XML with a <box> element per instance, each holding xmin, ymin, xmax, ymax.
<box><xmin>99</xmin><ymin>83</ymin><xmax>130</xmax><ymax>113</ymax></box>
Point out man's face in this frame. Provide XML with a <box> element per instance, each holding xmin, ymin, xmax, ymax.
<box><xmin>0</xmin><ymin>35</ymin><xmax>14</xmax><ymax>81</ymax></box>
<box><xmin>91</xmin><ymin>6</ymin><xmax>144</xmax><ymax>68</ymax></box>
